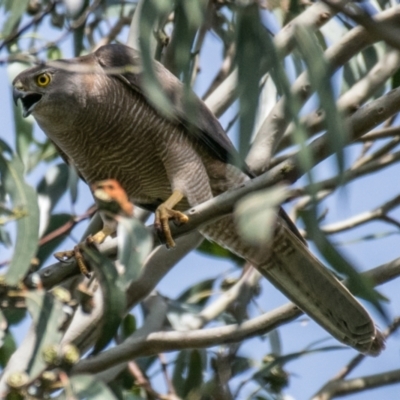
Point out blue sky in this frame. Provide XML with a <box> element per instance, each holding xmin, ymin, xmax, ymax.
<box><xmin>1</xmin><ymin>5</ymin><xmax>400</xmax><ymax>399</ymax></box>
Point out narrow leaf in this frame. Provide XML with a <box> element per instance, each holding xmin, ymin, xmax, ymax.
<box><xmin>183</xmin><ymin>349</ymin><xmax>203</xmax><ymax>397</ymax></box>
<box><xmin>139</xmin><ymin>0</ymin><xmax>174</xmax><ymax>117</ymax></box>
<box><xmin>58</xmin><ymin>374</ymin><xmax>118</xmax><ymax>400</ymax></box>
<box><xmin>25</xmin><ymin>290</ymin><xmax>66</xmax><ymax>379</ymax></box>
<box><xmin>0</xmin><ymin>154</ymin><xmax>39</xmax><ymax>285</ymax></box>
<box><xmin>117</xmin><ymin>216</ymin><xmax>153</xmax><ymax>285</ymax></box>
<box><xmin>36</xmin><ymin>213</ymin><xmax>72</xmax><ymax>266</ymax></box>
<box><xmin>177</xmin><ymin>278</ymin><xmax>215</xmax><ymax>306</ymax></box>
<box><xmin>236</xmin><ymin>4</ymin><xmax>265</xmax><ymax>158</ymax></box>
<box><xmin>295</xmin><ymin>26</ymin><xmax>347</xmax><ymax>176</ymax></box>
<box><xmin>235</xmin><ymin>186</ymin><xmax>288</xmax><ymax>246</ymax></box>
<box><xmin>84</xmin><ymin>247</ymin><xmax>126</xmax><ymax>354</ymax></box>
<box><xmin>1</xmin><ymin>0</ymin><xmax>29</xmax><ymax>37</ymax></box>
<box><xmin>0</xmin><ymin>331</ymin><xmax>16</xmax><ymax>368</ymax></box>
<box><xmin>300</xmin><ymin>209</ymin><xmax>388</xmax><ymax>321</ymax></box>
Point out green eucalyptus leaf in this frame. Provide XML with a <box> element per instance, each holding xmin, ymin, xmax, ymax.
<box><xmin>0</xmin><ymin>310</ymin><xmax>7</xmax><ymax>347</ymax></box>
<box><xmin>166</xmin><ymin>299</ymin><xmax>202</xmax><ymax>330</ymax></box>
<box><xmin>1</xmin><ymin>0</ymin><xmax>29</xmax><ymax>37</ymax></box>
<box><xmin>235</xmin><ymin>186</ymin><xmax>288</xmax><ymax>246</ymax></box>
<box><xmin>106</xmin><ymin>2</ymin><xmax>135</xmax><ymax>18</ymax></box>
<box><xmin>27</xmin><ymin>140</ymin><xmax>60</xmax><ymax>169</ymax></box>
<box><xmin>67</xmin><ymin>164</ymin><xmax>80</xmax><ymax>205</ymax></box>
<box><xmin>236</xmin><ymin>3</ymin><xmax>266</xmax><ymax>158</ymax></box>
<box><xmin>36</xmin><ymin>213</ymin><xmax>72</xmax><ymax>266</ymax></box>
<box><xmin>47</xmin><ymin>46</ymin><xmax>62</xmax><ymax>60</ymax></box>
<box><xmin>167</xmin><ymin>0</ymin><xmax>206</xmax><ymax>81</ymax></box>
<box><xmin>177</xmin><ymin>278</ymin><xmax>215</xmax><ymax>306</ymax></box>
<box><xmin>173</xmin><ymin>349</ymin><xmax>205</xmax><ymax>398</ymax></box>
<box><xmin>295</xmin><ymin>26</ymin><xmax>347</xmax><ymax>176</ymax></box>
<box><xmin>136</xmin><ymin>355</ymin><xmax>157</xmax><ymax>373</ymax></box>
<box><xmin>300</xmin><ymin>209</ymin><xmax>388</xmax><ymax>321</ymax></box>
<box><xmin>120</xmin><ymin>313</ymin><xmax>136</xmax><ymax>342</ymax></box>
<box><xmin>57</xmin><ymin>374</ymin><xmax>118</xmax><ymax>400</ymax></box>
<box><xmin>230</xmin><ymin>355</ymin><xmax>252</xmax><ymax>377</ymax></box>
<box><xmin>37</xmin><ymin>163</ymin><xmax>70</xmax><ymax>234</ymax></box>
<box><xmin>0</xmin><ymin>330</ymin><xmax>16</xmax><ymax>368</ymax></box>
<box><xmin>83</xmin><ymin>247</ymin><xmax>126</xmax><ymax>354</ymax></box>
<box><xmin>3</xmin><ymin>308</ymin><xmax>26</xmax><ymax>326</ymax></box>
<box><xmin>73</xmin><ymin>23</ymin><xmax>85</xmax><ymax>57</ymax></box>
<box><xmin>117</xmin><ymin>216</ymin><xmax>153</xmax><ymax>285</ymax></box>
<box><xmin>25</xmin><ymin>290</ymin><xmax>66</xmax><ymax>379</ymax></box>
<box><xmin>139</xmin><ymin>0</ymin><xmax>174</xmax><ymax>117</ymax></box>
<box><xmin>183</xmin><ymin>349</ymin><xmax>203</xmax><ymax>397</ymax></box>
<box><xmin>0</xmin><ymin>226</ymin><xmax>12</xmax><ymax>247</ymax></box>
<box><xmin>0</xmin><ymin>138</ymin><xmax>13</xmax><ymax>155</ymax></box>
<box><xmin>8</xmin><ymin>62</ymin><xmax>34</xmax><ymax>168</ymax></box>
<box><xmin>392</xmin><ymin>67</ymin><xmax>400</xmax><ymax>89</ymax></box>
<box><xmin>342</xmin><ymin>61</ymin><xmax>357</xmax><ymax>94</ymax></box>
<box><xmin>172</xmin><ymin>350</ymin><xmax>189</xmax><ymax>395</ymax></box>
<box><xmin>0</xmin><ymin>154</ymin><xmax>39</xmax><ymax>285</ymax></box>
<box><xmin>196</xmin><ymin>239</ymin><xmax>243</xmax><ymax>265</ymax></box>
<box><xmin>253</xmin><ymin>345</ymin><xmax>345</xmax><ymax>387</ymax></box>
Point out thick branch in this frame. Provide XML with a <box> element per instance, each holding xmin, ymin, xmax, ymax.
<box><xmin>72</xmin><ymin>302</ymin><xmax>301</xmax><ymax>374</ymax></box>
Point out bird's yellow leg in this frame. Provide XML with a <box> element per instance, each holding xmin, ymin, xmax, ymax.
<box><xmin>86</xmin><ymin>224</ymin><xmax>115</xmax><ymax>246</ymax></box>
<box><xmin>155</xmin><ymin>190</ymin><xmax>189</xmax><ymax>248</ymax></box>
<box><xmin>54</xmin><ymin>245</ymin><xmax>90</xmax><ymax>277</ymax></box>
<box><xmin>54</xmin><ymin>224</ymin><xmax>115</xmax><ymax>276</ymax></box>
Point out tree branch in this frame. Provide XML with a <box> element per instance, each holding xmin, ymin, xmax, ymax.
<box><xmin>277</xmin><ymin>48</ymin><xmax>400</xmax><ymax>154</ymax></box>
<box><xmin>358</xmin><ymin>126</ymin><xmax>400</xmax><ymax>142</ymax></box>
<box><xmin>247</xmin><ymin>4</ymin><xmax>400</xmax><ymax>173</ymax></box>
<box><xmin>205</xmin><ymin>0</ymin><xmax>341</xmax><ymax>118</ymax></box>
<box><xmin>70</xmin><ymin>256</ymin><xmax>400</xmax><ymax>376</ymax></box>
<box><xmin>320</xmin><ymin>194</ymin><xmax>400</xmax><ymax>234</ymax></box>
<box><xmin>322</xmin><ymin>0</ymin><xmax>400</xmax><ymax>51</ymax></box>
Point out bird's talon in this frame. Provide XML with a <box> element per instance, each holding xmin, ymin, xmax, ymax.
<box><xmin>54</xmin><ymin>250</ymin><xmax>75</xmax><ymax>262</ymax></box>
<box><xmin>74</xmin><ymin>245</ymin><xmax>91</xmax><ymax>277</ymax></box>
<box><xmin>54</xmin><ymin>246</ymin><xmax>91</xmax><ymax>277</ymax></box>
<box><xmin>155</xmin><ymin>206</ymin><xmax>188</xmax><ymax>248</ymax></box>
<box><xmin>173</xmin><ymin>213</ymin><xmax>189</xmax><ymax>226</ymax></box>
<box><xmin>86</xmin><ymin>235</ymin><xmax>95</xmax><ymax>246</ymax></box>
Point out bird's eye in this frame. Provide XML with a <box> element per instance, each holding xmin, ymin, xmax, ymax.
<box><xmin>36</xmin><ymin>73</ymin><xmax>51</xmax><ymax>87</ymax></box>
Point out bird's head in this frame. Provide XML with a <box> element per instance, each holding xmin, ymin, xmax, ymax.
<box><xmin>12</xmin><ymin>58</ymin><xmax>92</xmax><ymax>120</ymax></box>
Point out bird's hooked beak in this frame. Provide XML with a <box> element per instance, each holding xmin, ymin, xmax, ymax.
<box><xmin>12</xmin><ymin>84</ymin><xmax>42</xmax><ymax>117</ymax></box>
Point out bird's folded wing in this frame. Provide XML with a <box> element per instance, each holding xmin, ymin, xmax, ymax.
<box><xmin>259</xmin><ymin>221</ymin><xmax>383</xmax><ymax>355</ymax></box>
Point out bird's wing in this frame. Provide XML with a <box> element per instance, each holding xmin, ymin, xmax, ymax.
<box><xmin>95</xmin><ymin>43</ymin><xmax>252</xmax><ymax>176</ymax></box>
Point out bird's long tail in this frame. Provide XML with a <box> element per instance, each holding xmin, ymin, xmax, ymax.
<box><xmin>200</xmin><ymin>215</ymin><xmax>385</xmax><ymax>356</ymax></box>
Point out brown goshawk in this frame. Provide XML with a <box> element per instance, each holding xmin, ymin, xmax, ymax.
<box><xmin>12</xmin><ymin>44</ymin><xmax>384</xmax><ymax>355</ymax></box>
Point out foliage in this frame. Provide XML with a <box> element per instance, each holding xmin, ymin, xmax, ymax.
<box><xmin>0</xmin><ymin>0</ymin><xmax>399</xmax><ymax>399</ymax></box>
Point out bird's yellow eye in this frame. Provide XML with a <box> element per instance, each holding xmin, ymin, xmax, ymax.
<box><xmin>36</xmin><ymin>73</ymin><xmax>51</xmax><ymax>87</ymax></box>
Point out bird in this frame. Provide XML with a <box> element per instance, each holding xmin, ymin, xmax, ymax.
<box><xmin>12</xmin><ymin>43</ymin><xmax>384</xmax><ymax>355</ymax></box>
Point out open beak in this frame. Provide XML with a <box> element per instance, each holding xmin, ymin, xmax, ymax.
<box><xmin>12</xmin><ymin>87</ymin><xmax>42</xmax><ymax>117</ymax></box>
